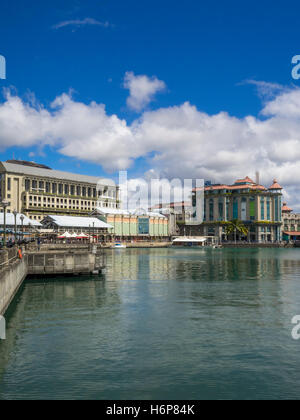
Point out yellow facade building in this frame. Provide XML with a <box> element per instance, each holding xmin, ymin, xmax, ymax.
<box><xmin>0</xmin><ymin>160</ymin><xmax>120</xmax><ymax>222</ymax></box>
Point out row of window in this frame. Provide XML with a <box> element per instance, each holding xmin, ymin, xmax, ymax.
<box><xmin>24</xmin><ymin>195</ymin><xmax>118</xmax><ymax>209</ymax></box>
<box><xmin>203</xmin><ymin>197</ymin><xmax>280</xmax><ymax>222</ymax></box>
<box><xmin>24</xmin><ymin>179</ymin><xmax>117</xmax><ymax>199</ymax></box>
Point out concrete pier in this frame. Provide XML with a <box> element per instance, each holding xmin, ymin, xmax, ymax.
<box><xmin>0</xmin><ymin>246</ymin><xmax>106</xmax><ymax>315</ymax></box>
<box><xmin>0</xmin><ymin>249</ymin><xmax>27</xmax><ymax>315</ymax></box>
<box><xmin>27</xmin><ymin>250</ymin><xmax>105</xmax><ymax>276</ymax></box>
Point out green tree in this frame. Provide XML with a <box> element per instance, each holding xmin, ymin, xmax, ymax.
<box><xmin>226</xmin><ymin>219</ymin><xmax>249</xmax><ymax>243</ymax></box>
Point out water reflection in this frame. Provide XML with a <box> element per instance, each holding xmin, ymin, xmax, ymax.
<box><xmin>1</xmin><ymin>248</ymin><xmax>300</xmax><ymax>399</ymax></box>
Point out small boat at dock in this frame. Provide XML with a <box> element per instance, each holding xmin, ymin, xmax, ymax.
<box><xmin>171</xmin><ymin>236</ymin><xmax>219</xmax><ymax>248</ymax></box>
<box><xmin>111</xmin><ymin>243</ymin><xmax>127</xmax><ymax>249</ymax></box>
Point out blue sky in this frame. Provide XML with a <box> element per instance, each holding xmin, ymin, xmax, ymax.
<box><xmin>1</xmin><ymin>0</ymin><xmax>300</xmax><ymax>203</ymax></box>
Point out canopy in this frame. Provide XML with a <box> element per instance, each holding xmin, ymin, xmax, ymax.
<box><xmin>172</xmin><ymin>237</ymin><xmax>207</xmax><ymax>243</ymax></box>
<box><xmin>77</xmin><ymin>232</ymin><xmax>89</xmax><ymax>238</ymax></box>
<box><xmin>57</xmin><ymin>231</ymin><xmax>72</xmax><ymax>239</ymax></box>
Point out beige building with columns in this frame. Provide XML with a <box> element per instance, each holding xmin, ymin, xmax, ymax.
<box><xmin>0</xmin><ymin>160</ymin><xmax>120</xmax><ymax>222</ymax></box>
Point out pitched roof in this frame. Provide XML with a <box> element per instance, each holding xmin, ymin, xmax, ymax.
<box><xmin>43</xmin><ymin>215</ymin><xmax>112</xmax><ymax>229</ymax></box>
<box><xmin>234</xmin><ymin>176</ymin><xmax>255</xmax><ymax>184</ymax></box>
<box><xmin>269</xmin><ymin>179</ymin><xmax>283</xmax><ymax>190</ymax></box>
<box><xmin>282</xmin><ymin>202</ymin><xmax>293</xmax><ymax>212</ymax></box>
<box><xmin>0</xmin><ymin>161</ymin><xmax>115</xmax><ymax>186</ymax></box>
<box><xmin>0</xmin><ymin>213</ymin><xmax>42</xmax><ymax>227</ymax></box>
<box><xmin>96</xmin><ymin>207</ymin><xmax>166</xmax><ymax>218</ymax></box>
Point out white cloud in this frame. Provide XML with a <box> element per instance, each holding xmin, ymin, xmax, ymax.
<box><xmin>52</xmin><ymin>18</ymin><xmax>111</xmax><ymax>30</ymax></box>
<box><xmin>2</xmin><ymin>84</ymin><xmax>300</xmax><ymax>209</ymax></box>
<box><xmin>241</xmin><ymin>79</ymin><xmax>284</xmax><ymax>99</ymax></box>
<box><xmin>124</xmin><ymin>72</ymin><xmax>166</xmax><ymax>111</ymax></box>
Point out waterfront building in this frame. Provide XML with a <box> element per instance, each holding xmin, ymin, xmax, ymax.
<box><xmin>282</xmin><ymin>203</ymin><xmax>300</xmax><ymax>241</ymax></box>
<box><xmin>150</xmin><ymin>201</ymin><xmax>193</xmax><ymax>223</ymax></box>
<box><xmin>41</xmin><ymin>215</ymin><xmax>112</xmax><ymax>239</ymax></box>
<box><xmin>0</xmin><ymin>160</ymin><xmax>120</xmax><ymax>222</ymax></box>
<box><xmin>192</xmin><ymin>176</ymin><xmax>283</xmax><ymax>243</ymax></box>
<box><xmin>0</xmin><ymin>213</ymin><xmax>42</xmax><ymax>230</ymax></box>
<box><xmin>92</xmin><ymin>207</ymin><xmax>169</xmax><ymax>240</ymax></box>
<box><xmin>150</xmin><ymin>201</ymin><xmax>192</xmax><ymax>236</ymax></box>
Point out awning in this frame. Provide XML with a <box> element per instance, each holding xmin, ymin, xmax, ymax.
<box><xmin>57</xmin><ymin>231</ymin><xmax>72</xmax><ymax>239</ymax></box>
<box><xmin>77</xmin><ymin>232</ymin><xmax>89</xmax><ymax>238</ymax></box>
<box><xmin>172</xmin><ymin>237</ymin><xmax>207</xmax><ymax>243</ymax></box>
<box><xmin>283</xmin><ymin>231</ymin><xmax>300</xmax><ymax>236</ymax></box>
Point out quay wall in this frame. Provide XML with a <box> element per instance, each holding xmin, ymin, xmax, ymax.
<box><xmin>0</xmin><ymin>247</ymin><xmax>105</xmax><ymax>315</ymax></box>
<box><xmin>27</xmin><ymin>251</ymin><xmax>103</xmax><ymax>275</ymax></box>
<box><xmin>0</xmin><ymin>251</ymin><xmax>27</xmax><ymax>316</ymax></box>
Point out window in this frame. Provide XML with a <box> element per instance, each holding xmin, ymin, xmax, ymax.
<box><xmin>64</xmin><ymin>185</ymin><xmax>69</xmax><ymax>195</ymax></box>
<box><xmin>226</xmin><ymin>198</ymin><xmax>230</xmax><ymax>220</ymax></box>
<box><xmin>261</xmin><ymin>197</ymin><xmax>265</xmax><ymax>220</ymax></box>
<box><xmin>32</xmin><ymin>180</ymin><xmax>37</xmax><ymax>189</ymax></box>
<box><xmin>82</xmin><ymin>187</ymin><xmax>86</xmax><ymax>196</ymax></box>
<box><xmin>209</xmin><ymin>199</ymin><xmax>214</xmax><ymax>221</ymax></box>
<box><xmin>70</xmin><ymin>185</ymin><xmax>75</xmax><ymax>195</ymax></box>
<box><xmin>266</xmin><ymin>198</ymin><xmax>271</xmax><ymax>221</ymax></box>
<box><xmin>218</xmin><ymin>199</ymin><xmax>223</xmax><ymax>221</ymax></box>
<box><xmin>52</xmin><ymin>183</ymin><xmax>57</xmax><ymax>194</ymax></box>
<box><xmin>39</xmin><ymin>181</ymin><xmax>44</xmax><ymax>189</ymax></box>
<box><xmin>241</xmin><ymin>197</ymin><xmax>247</xmax><ymax>221</ymax></box>
<box><xmin>77</xmin><ymin>186</ymin><xmax>81</xmax><ymax>196</ymax></box>
<box><xmin>233</xmin><ymin>197</ymin><xmax>238</xmax><ymax>219</ymax></box>
<box><xmin>25</xmin><ymin>179</ymin><xmax>30</xmax><ymax>191</ymax></box>
<box><xmin>249</xmin><ymin>197</ymin><xmax>255</xmax><ymax>221</ymax></box>
<box><xmin>59</xmin><ymin>184</ymin><xmax>63</xmax><ymax>194</ymax></box>
<box><xmin>46</xmin><ymin>182</ymin><xmax>50</xmax><ymax>193</ymax></box>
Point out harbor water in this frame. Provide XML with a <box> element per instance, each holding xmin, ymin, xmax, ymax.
<box><xmin>1</xmin><ymin>248</ymin><xmax>300</xmax><ymax>400</ymax></box>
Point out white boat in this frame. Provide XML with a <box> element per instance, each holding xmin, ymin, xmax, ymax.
<box><xmin>111</xmin><ymin>243</ymin><xmax>127</xmax><ymax>249</ymax></box>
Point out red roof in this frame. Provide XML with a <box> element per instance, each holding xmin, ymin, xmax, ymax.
<box><xmin>234</xmin><ymin>176</ymin><xmax>255</xmax><ymax>184</ymax></box>
<box><xmin>193</xmin><ymin>176</ymin><xmax>281</xmax><ymax>192</ymax></box>
<box><xmin>282</xmin><ymin>202</ymin><xmax>293</xmax><ymax>212</ymax></box>
<box><xmin>269</xmin><ymin>179</ymin><xmax>283</xmax><ymax>190</ymax></box>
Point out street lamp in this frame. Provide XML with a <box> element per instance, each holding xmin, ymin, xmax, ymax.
<box><xmin>20</xmin><ymin>215</ymin><xmax>24</xmax><ymax>241</ymax></box>
<box><xmin>13</xmin><ymin>210</ymin><xmax>18</xmax><ymax>246</ymax></box>
<box><xmin>0</xmin><ymin>200</ymin><xmax>9</xmax><ymax>249</ymax></box>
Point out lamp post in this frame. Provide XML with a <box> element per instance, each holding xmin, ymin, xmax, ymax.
<box><xmin>20</xmin><ymin>215</ymin><xmax>24</xmax><ymax>241</ymax></box>
<box><xmin>13</xmin><ymin>210</ymin><xmax>18</xmax><ymax>246</ymax></box>
<box><xmin>0</xmin><ymin>200</ymin><xmax>9</xmax><ymax>249</ymax></box>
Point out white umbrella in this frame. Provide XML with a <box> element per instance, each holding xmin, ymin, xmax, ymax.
<box><xmin>77</xmin><ymin>232</ymin><xmax>89</xmax><ymax>238</ymax></box>
<box><xmin>58</xmin><ymin>231</ymin><xmax>72</xmax><ymax>239</ymax></box>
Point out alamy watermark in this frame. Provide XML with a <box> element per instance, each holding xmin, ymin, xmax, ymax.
<box><xmin>96</xmin><ymin>171</ymin><xmax>205</xmax><ymax>225</ymax></box>
<box><xmin>0</xmin><ymin>54</ymin><xmax>6</xmax><ymax>80</ymax></box>
<box><xmin>0</xmin><ymin>315</ymin><xmax>5</xmax><ymax>340</ymax></box>
<box><xmin>292</xmin><ymin>55</ymin><xmax>300</xmax><ymax>80</ymax></box>
<box><xmin>291</xmin><ymin>315</ymin><xmax>300</xmax><ymax>340</ymax></box>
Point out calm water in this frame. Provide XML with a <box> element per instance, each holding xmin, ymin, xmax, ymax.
<box><xmin>1</xmin><ymin>248</ymin><xmax>300</xmax><ymax>400</ymax></box>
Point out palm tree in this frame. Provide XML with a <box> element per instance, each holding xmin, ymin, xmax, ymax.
<box><xmin>225</xmin><ymin>219</ymin><xmax>249</xmax><ymax>244</ymax></box>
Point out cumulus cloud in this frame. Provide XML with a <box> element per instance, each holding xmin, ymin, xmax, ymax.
<box><xmin>52</xmin><ymin>18</ymin><xmax>111</xmax><ymax>30</ymax></box>
<box><xmin>124</xmin><ymin>72</ymin><xmax>166</xmax><ymax>111</ymax></box>
<box><xmin>2</xmin><ymin>84</ymin><xmax>300</xmax><ymax>208</ymax></box>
